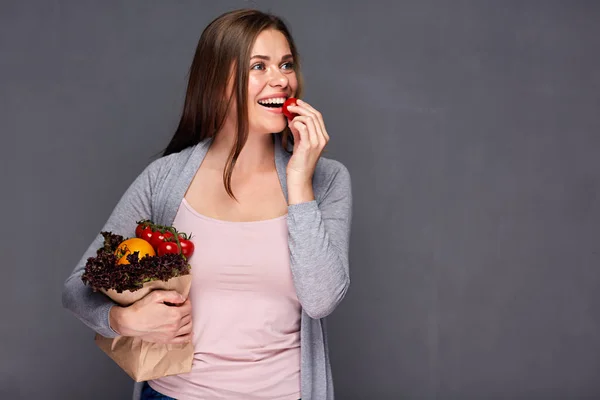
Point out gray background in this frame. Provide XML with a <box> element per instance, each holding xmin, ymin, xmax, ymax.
<box><xmin>1</xmin><ymin>1</ymin><xmax>599</xmax><ymax>399</ymax></box>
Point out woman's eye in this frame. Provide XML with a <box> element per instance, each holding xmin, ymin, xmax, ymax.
<box><xmin>281</xmin><ymin>62</ymin><xmax>295</xmax><ymax>70</ymax></box>
<box><xmin>251</xmin><ymin>61</ymin><xmax>294</xmax><ymax>71</ymax></box>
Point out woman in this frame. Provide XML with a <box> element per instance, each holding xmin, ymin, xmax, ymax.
<box><xmin>62</xmin><ymin>8</ymin><xmax>352</xmax><ymax>400</ymax></box>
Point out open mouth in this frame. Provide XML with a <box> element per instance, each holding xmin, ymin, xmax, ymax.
<box><xmin>257</xmin><ymin>97</ymin><xmax>287</xmax><ymax>109</ymax></box>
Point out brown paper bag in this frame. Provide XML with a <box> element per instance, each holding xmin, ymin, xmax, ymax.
<box><xmin>95</xmin><ymin>274</ymin><xmax>194</xmax><ymax>382</ymax></box>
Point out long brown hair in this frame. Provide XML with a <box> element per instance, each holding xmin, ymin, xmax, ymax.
<box><xmin>162</xmin><ymin>9</ymin><xmax>303</xmax><ymax>199</ymax></box>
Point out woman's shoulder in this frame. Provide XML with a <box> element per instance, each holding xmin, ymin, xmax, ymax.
<box><xmin>143</xmin><ymin>144</ymin><xmax>199</xmax><ymax>177</ymax></box>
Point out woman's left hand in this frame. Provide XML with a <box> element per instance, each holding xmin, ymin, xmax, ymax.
<box><xmin>285</xmin><ymin>99</ymin><xmax>330</xmax><ymax>195</ymax></box>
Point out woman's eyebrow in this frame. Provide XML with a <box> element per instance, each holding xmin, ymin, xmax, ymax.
<box><xmin>250</xmin><ymin>54</ymin><xmax>294</xmax><ymax>61</ymax></box>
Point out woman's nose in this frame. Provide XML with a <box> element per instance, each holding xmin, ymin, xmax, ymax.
<box><xmin>269</xmin><ymin>68</ymin><xmax>289</xmax><ymax>87</ymax></box>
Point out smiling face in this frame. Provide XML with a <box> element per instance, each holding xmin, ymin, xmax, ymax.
<box><xmin>246</xmin><ymin>29</ymin><xmax>298</xmax><ymax>135</ymax></box>
<box><xmin>167</xmin><ymin>9</ymin><xmax>302</xmax><ymax>198</ymax></box>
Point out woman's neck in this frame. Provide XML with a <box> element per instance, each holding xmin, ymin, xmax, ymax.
<box><xmin>206</xmin><ymin>129</ymin><xmax>276</xmax><ymax>174</ymax></box>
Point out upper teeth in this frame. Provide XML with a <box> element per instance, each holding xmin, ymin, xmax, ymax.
<box><xmin>258</xmin><ymin>97</ymin><xmax>286</xmax><ymax>106</ymax></box>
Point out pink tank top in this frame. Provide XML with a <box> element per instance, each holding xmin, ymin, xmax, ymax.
<box><xmin>149</xmin><ymin>198</ymin><xmax>301</xmax><ymax>400</ymax></box>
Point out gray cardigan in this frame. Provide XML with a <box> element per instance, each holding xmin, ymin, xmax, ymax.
<box><xmin>62</xmin><ymin>133</ymin><xmax>352</xmax><ymax>400</ymax></box>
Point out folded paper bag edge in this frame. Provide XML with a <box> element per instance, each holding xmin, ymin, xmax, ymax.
<box><xmin>94</xmin><ymin>334</ymin><xmax>194</xmax><ymax>382</ymax></box>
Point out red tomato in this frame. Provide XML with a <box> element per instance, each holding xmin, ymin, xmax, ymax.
<box><xmin>157</xmin><ymin>241</ymin><xmax>179</xmax><ymax>256</ymax></box>
<box><xmin>150</xmin><ymin>231</ymin><xmax>174</xmax><ymax>250</ymax></box>
<box><xmin>282</xmin><ymin>97</ymin><xmax>298</xmax><ymax>120</ymax></box>
<box><xmin>135</xmin><ymin>223</ymin><xmax>145</xmax><ymax>239</ymax></box>
<box><xmin>139</xmin><ymin>226</ymin><xmax>154</xmax><ymax>242</ymax></box>
<box><xmin>135</xmin><ymin>220</ymin><xmax>154</xmax><ymax>238</ymax></box>
<box><xmin>179</xmin><ymin>239</ymin><xmax>195</xmax><ymax>258</ymax></box>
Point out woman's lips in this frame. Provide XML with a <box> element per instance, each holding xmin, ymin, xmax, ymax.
<box><xmin>258</xmin><ymin>103</ymin><xmax>284</xmax><ymax>114</ymax></box>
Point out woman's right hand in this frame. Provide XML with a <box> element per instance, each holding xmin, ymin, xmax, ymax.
<box><xmin>109</xmin><ymin>290</ymin><xmax>192</xmax><ymax>344</ymax></box>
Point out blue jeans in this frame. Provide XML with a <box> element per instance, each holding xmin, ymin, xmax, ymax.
<box><xmin>140</xmin><ymin>382</ymin><xmax>176</xmax><ymax>400</ymax></box>
<box><xmin>140</xmin><ymin>382</ymin><xmax>300</xmax><ymax>400</ymax></box>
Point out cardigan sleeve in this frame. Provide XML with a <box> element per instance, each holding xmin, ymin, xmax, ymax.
<box><xmin>61</xmin><ymin>161</ymin><xmax>158</xmax><ymax>338</ymax></box>
<box><xmin>286</xmin><ymin>161</ymin><xmax>353</xmax><ymax>319</ymax></box>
